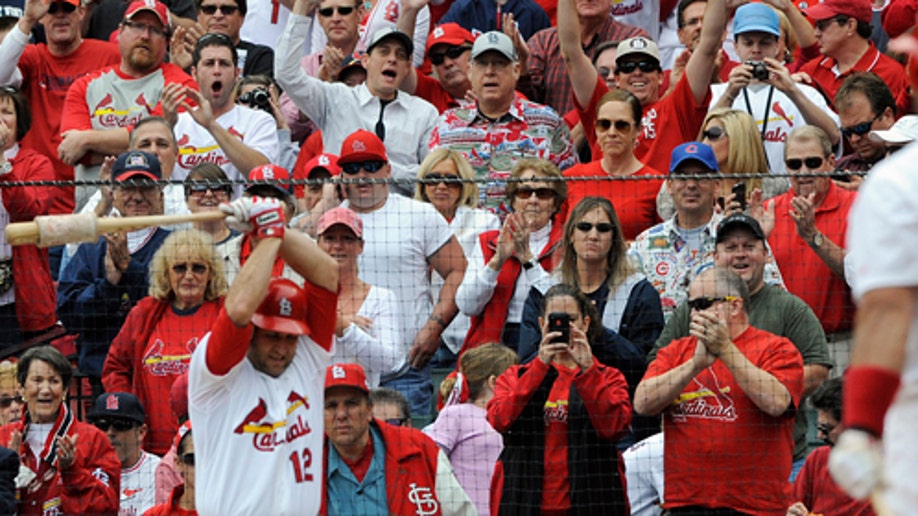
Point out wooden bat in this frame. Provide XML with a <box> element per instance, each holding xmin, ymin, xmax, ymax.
<box><xmin>5</xmin><ymin>211</ymin><xmax>227</xmax><ymax>248</ymax></box>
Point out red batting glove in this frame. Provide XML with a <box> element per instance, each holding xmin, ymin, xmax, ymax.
<box><xmin>248</xmin><ymin>196</ymin><xmax>286</xmax><ymax>239</ymax></box>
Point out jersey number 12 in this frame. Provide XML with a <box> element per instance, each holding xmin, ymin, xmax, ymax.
<box><xmin>289</xmin><ymin>448</ymin><xmax>314</xmax><ymax>483</ymax></box>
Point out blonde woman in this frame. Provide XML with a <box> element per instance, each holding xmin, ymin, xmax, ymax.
<box><xmin>0</xmin><ymin>361</ymin><xmax>21</xmax><ymax>426</ymax></box>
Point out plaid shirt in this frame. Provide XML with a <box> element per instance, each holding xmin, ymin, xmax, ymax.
<box><xmin>520</xmin><ymin>16</ymin><xmax>647</xmax><ymax>115</ymax></box>
<box><xmin>430</xmin><ymin>97</ymin><xmax>578</xmax><ymax>213</ymax></box>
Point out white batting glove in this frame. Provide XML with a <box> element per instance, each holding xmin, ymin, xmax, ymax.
<box><xmin>219</xmin><ymin>197</ymin><xmax>254</xmax><ymax>234</ymax></box>
<box><xmin>248</xmin><ymin>196</ymin><xmax>286</xmax><ymax>239</ymax></box>
<box><xmin>828</xmin><ymin>429</ymin><xmax>884</xmax><ymax>500</ymax></box>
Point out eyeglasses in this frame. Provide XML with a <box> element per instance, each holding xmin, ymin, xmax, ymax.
<box><xmin>429</xmin><ymin>45</ymin><xmax>471</xmax><ymax>65</ymax></box>
<box><xmin>180</xmin><ymin>453</ymin><xmax>195</xmax><ymax>466</ymax></box>
<box><xmin>784</xmin><ymin>156</ymin><xmax>825</xmax><ymax>171</ymax></box>
<box><xmin>814</xmin><ymin>15</ymin><xmax>849</xmax><ymax>32</ymax></box>
<box><xmin>93</xmin><ymin>418</ymin><xmax>136</xmax><ymax>432</ymax></box>
<box><xmin>171</xmin><ymin>262</ymin><xmax>209</xmax><ymax>275</ymax></box>
<box><xmin>48</xmin><ymin>2</ymin><xmax>78</xmax><ymax>14</ymax></box>
<box><xmin>318</xmin><ymin>5</ymin><xmax>355</xmax><ymax>16</ymax></box>
<box><xmin>841</xmin><ymin>112</ymin><xmax>883</xmax><ymax>139</ymax></box>
<box><xmin>575</xmin><ymin>221</ymin><xmax>614</xmax><ymax>233</ymax></box>
<box><xmin>0</xmin><ymin>395</ymin><xmax>23</xmax><ymax>408</ymax></box>
<box><xmin>200</xmin><ymin>4</ymin><xmax>239</xmax><ymax>14</ymax></box>
<box><xmin>122</xmin><ymin>20</ymin><xmax>168</xmax><ymax>38</ymax></box>
<box><xmin>188</xmin><ymin>184</ymin><xmax>231</xmax><ymax>197</ymax></box>
<box><xmin>816</xmin><ymin>423</ymin><xmax>837</xmax><ymax>435</ymax></box>
<box><xmin>385</xmin><ymin>418</ymin><xmax>408</xmax><ymax>427</ymax></box>
<box><xmin>514</xmin><ymin>187</ymin><xmax>555</xmax><ymax>200</ymax></box>
<box><xmin>424</xmin><ymin>173</ymin><xmax>461</xmax><ymax>187</ymax></box>
<box><xmin>616</xmin><ymin>60</ymin><xmax>659</xmax><ymax>74</ymax></box>
<box><xmin>702</xmin><ymin>126</ymin><xmax>727</xmax><ymax>141</ymax></box>
<box><xmin>596</xmin><ymin>118</ymin><xmax>633</xmax><ymax>132</ymax></box>
<box><xmin>687</xmin><ymin>295</ymin><xmax>737</xmax><ymax>311</ymax></box>
<box><xmin>341</xmin><ymin>161</ymin><xmax>386</xmax><ymax>175</ymax></box>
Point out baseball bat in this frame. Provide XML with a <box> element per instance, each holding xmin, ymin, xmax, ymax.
<box><xmin>5</xmin><ymin>211</ymin><xmax>227</xmax><ymax>248</ymax></box>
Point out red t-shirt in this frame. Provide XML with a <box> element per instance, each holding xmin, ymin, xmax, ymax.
<box><xmin>577</xmin><ymin>73</ymin><xmax>710</xmax><ymax>174</ymax></box>
<box><xmin>793</xmin><ymin>446</ymin><xmax>876</xmax><ymax>516</ymax></box>
<box><xmin>17</xmin><ymin>39</ymin><xmax>121</xmax><ymax>214</ymax></box>
<box><xmin>563</xmin><ymin>161</ymin><xmax>663</xmax><ymax>240</ymax></box>
<box><xmin>766</xmin><ymin>182</ymin><xmax>857</xmax><ymax>334</ymax></box>
<box><xmin>646</xmin><ymin>326</ymin><xmax>804</xmax><ymax>513</ymax></box>
<box><xmin>414</xmin><ymin>73</ymin><xmax>460</xmax><ymax>114</ymax></box>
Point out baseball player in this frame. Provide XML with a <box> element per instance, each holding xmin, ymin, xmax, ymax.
<box><xmin>828</xmin><ymin>139</ymin><xmax>918</xmax><ymax>513</ymax></box>
<box><xmin>188</xmin><ymin>195</ymin><xmax>338</xmax><ymax>514</ymax></box>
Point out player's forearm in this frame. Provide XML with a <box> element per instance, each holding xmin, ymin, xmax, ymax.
<box><xmin>225</xmin><ymin>237</ymin><xmax>283</xmax><ymax>325</ymax></box>
<box><xmin>634</xmin><ymin>359</ymin><xmax>699</xmax><ymax>416</ymax></box>
<box><xmin>850</xmin><ymin>287</ymin><xmax>912</xmax><ymax>371</ymax></box>
<box><xmin>279</xmin><ymin>229</ymin><xmax>339</xmax><ymax>293</ymax></box>
<box><xmin>719</xmin><ymin>346</ymin><xmax>792</xmax><ymax>417</ymax></box>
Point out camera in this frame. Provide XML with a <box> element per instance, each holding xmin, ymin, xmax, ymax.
<box><xmin>548</xmin><ymin>312</ymin><xmax>571</xmax><ymax>345</ymax></box>
<box><xmin>746</xmin><ymin>61</ymin><xmax>769</xmax><ymax>81</ymax></box>
<box><xmin>238</xmin><ymin>88</ymin><xmax>271</xmax><ymax>113</ymax></box>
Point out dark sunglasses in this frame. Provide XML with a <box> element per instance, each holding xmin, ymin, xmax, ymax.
<box><xmin>172</xmin><ymin>262</ymin><xmax>208</xmax><ymax>275</ymax></box>
<box><xmin>702</xmin><ymin>126</ymin><xmax>727</xmax><ymax>141</ymax></box>
<box><xmin>429</xmin><ymin>45</ymin><xmax>471</xmax><ymax>65</ymax></box>
<box><xmin>341</xmin><ymin>160</ymin><xmax>386</xmax><ymax>175</ymax></box>
<box><xmin>49</xmin><ymin>2</ymin><xmax>78</xmax><ymax>14</ymax></box>
<box><xmin>180</xmin><ymin>452</ymin><xmax>195</xmax><ymax>466</ymax></box>
<box><xmin>616</xmin><ymin>60</ymin><xmax>659</xmax><ymax>74</ymax></box>
<box><xmin>575</xmin><ymin>221</ymin><xmax>614</xmax><ymax>233</ymax></box>
<box><xmin>814</xmin><ymin>15</ymin><xmax>849</xmax><ymax>32</ymax></box>
<box><xmin>424</xmin><ymin>173</ymin><xmax>461</xmax><ymax>187</ymax></box>
<box><xmin>385</xmin><ymin>418</ymin><xmax>408</xmax><ymax>427</ymax></box>
<box><xmin>784</xmin><ymin>156</ymin><xmax>824</xmax><ymax>171</ymax></box>
<box><xmin>0</xmin><ymin>395</ymin><xmax>23</xmax><ymax>408</ymax></box>
<box><xmin>200</xmin><ymin>4</ymin><xmax>239</xmax><ymax>14</ymax></box>
<box><xmin>687</xmin><ymin>295</ymin><xmax>737</xmax><ymax>311</ymax></box>
<box><xmin>318</xmin><ymin>5</ymin><xmax>355</xmax><ymax>16</ymax></box>
<box><xmin>514</xmin><ymin>187</ymin><xmax>555</xmax><ymax>200</ymax></box>
<box><xmin>816</xmin><ymin>423</ymin><xmax>837</xmax><ymax>435</ymax></box>
<box><xmin>94</xmin><ymin>418</ymin><xmax>136</xmax><ymax>432</ymax></box>
<box><xmin>841</xmin><ymin>112</ymin><xmax>883</xmax><ymax>138</ymax></box>
<box><xmin>596</xmin><ymin>118</ymin><xmax>632</xmax><ymax>132</ymax></box>
<box><xmin>188</xmin><ymin>184</ymin><xmax>231</xmax><ymax>196</ymax></box>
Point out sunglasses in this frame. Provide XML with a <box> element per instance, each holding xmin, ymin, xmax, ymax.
<box><xmin>200</xmin><ymin>4</ymin><xmax>239</xmax><ymax>14</ymax></box>
<box><xmin>575</xmin><ymin>221</ymin><xmax>614</xmax><ymax>233</ymax></box>
<box><xmin>94</xmin><ymin>418</ymin><xmax>136</xmax><ymax>432</ymax></box>
<box><xmin>0</xmin><ymin>395</ymin><xmax>23</xmax><ymax>408</ymax></box>
<box><xmin>385</xmin><ymin>418</ymin><xmax>408</xmax><ymax>427</ymax></box>
<box><xmin>429</xmin><ymin>45</ymin><xmax>471</xmax><ymax>65</ymax></box>
<box><xmin>616</xmin><ymin>60</ymin><xmax>659</xmax><ymax>74</ymax></box>
<box><xmin>702</xmin><ymin>126</ymin><xmax>727</xmax><ymax>141</ymax></box>
<box><xmin>596</xmin><ymin>66</ymin><xmax>613</xmax><ymax>78</ymax></box>
<box><xmin>687</xmin><ymin>295</ymin><xmax>737</xmax><ymax>311</ymax></box>
<box><xmin>514</xmin><ymin>187</ymin><xmax>555</xmax><ymax>200</ymax></box>
<box><xmin>784</xmin><ymin>156</ymin><xmax>824</xmax><ymax>171</ymax></box>
<box><xmin>424</xmin><ymin>173</ymin><xmax>461</xmax><ymax>187</ymax></box>
<box><xmin>172</xmin><ymin>262</ymin><xmax>209</xmax><ymax>275</ymax></box>
<box><xmin>49</xmin><ymin>2</ymin><xmax>78</xmax><ymax>14</ymax></box>
<box><xmin>816</xmin><ymin>423</ymin><xmax>837</xmax><ymax>435</ymax></box>
<box><xmin>596</xmin><ymin>118</ymin><xmax>633</xmax><ymax>132</ymax></box>
<box><xmin>188</xmin><ymin>184</ymin><xmax>231</xmax><ymax>196</ymax></box>
<box><xmin>814</xmin><ymin>15</ymin><xmax>849</xmax><ymax>32</ymax></box>
<box><xmin>318</xmin><ymin>5</ymin><xmax>355</xmax><ymax>16</ymax></box>
<box><xmin>840</xmin><ymin>112</ymin><xmax>883</xmax><ymax>138</ymax></box>
<box><xmin>180</xmin><ymin>452</ymin><xmax>195</xmax><ymax>466</ymax></box>
<box><xmin>341</xmin><ymin>160</ymin><xmax>386</xmax><ymax>175</ymax></box>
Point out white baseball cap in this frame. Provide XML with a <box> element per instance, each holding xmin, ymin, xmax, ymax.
<box><xmin>869</xmin><ymin>115</ymin><xmax>918</xmax><ymax>144</ymax></box>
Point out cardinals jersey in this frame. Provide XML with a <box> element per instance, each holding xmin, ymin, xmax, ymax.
<box><xmin>189</xmin><ymin>302</ymin><xmax>334</xmax><ymax>515</ymax></box>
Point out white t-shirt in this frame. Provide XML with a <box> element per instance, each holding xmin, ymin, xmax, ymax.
<box><xmin>623</xmin><ymin>432</ymin><xmax>664</xmax><ymax>516</ymax></box>
<box><xmin>334</xmin><ymin>285</ymin><xmax>403</xmax><ymax>388</ymax></box>
<box><xmin>710</xmin><ymin>82</ymin><xmax>840</xmax><ymax>177</ymax></box>
<box><xmin>172</xmin><ymin>105</ymin><xmax>279</xmax><ymax>198</ymax></box>
<box><xmin>846</xmin><ymin>143</ymin><xmax>918</xmax><ymax>515</ymax></box>
<box><xmin>120</xmin><ymin>451</ymin><xmax>161</xmax><ymax>516</ymax></box>
<box><xmin>189</xmin><ymin>328</ymin><xmax>332</xmax><ymax>515</ymax></box>
<box><xmin>342</xmin><ymin>194</ymin><xmax>455</xmax><ymax>366</ymax></box>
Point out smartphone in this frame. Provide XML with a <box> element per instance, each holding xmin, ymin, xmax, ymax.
<box><xmin>548</xmin><ymin>312</ymin><xmax>571</xmax><ymax>345</ymax></box>
<box><xmin>732</xmin><ymin>182</ymin><xmax>747</xmax><ymax>211</ymax></box>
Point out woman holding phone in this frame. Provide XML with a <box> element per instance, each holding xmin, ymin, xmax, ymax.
<box><xmin>488</xmin><ymin>283</ymin><xmax>631</xmax><ymax>515</ymax></box>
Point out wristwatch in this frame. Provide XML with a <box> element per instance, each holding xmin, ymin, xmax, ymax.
<box><xmin>810</xmin><ymin>231</ymin><xmax>824</xmax><ymax>248</ymax></box>
<box><xmin>522</xmin><ymin>257</ymin><xmax>538</xmax><ymax>270</ymax></box>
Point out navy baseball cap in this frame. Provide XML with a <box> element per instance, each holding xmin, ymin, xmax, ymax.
<box><xmin>0</xmin><ymin>0</ymin><xmax>24</xmax><ymax>19</ymax></box>
<box><xmin>89</xmin><ymin>392</ymin><xmax>146</xmax><ymax>424</ymax></box>
<box><xmin>113</xmin><ymin>151</ymin><xmax>162</xmax><ymax>182</ymax></box>
<box><xmin>716</xmin><ymin>214</ymin><xmax>766</xmax><ymax>243</ymax></box>
<box><xmin>733</xmin><ymin>3</ymin><xmax>780</xmax><ymax>38</ymax></box>
<box><xmin>670</xmin><ymin>142</ymin><xmax>719</xmax><ymax>173</ymax></box>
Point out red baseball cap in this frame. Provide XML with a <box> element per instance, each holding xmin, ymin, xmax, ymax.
<box><xmin>338</xmin><ymin>129</ymin><xmax>387</xmax><ymax>165</ymax></box>
<box><xmin>426</xmin><ymin>23</ymin><xmax>474</xmax><ymax>53</ymax></box>
<box><xmin>317</xmin><ymin>207</ymin><xmax>363</xmax><ymax>238</ymax></box>
<box><xmin>125</xmin><ymin>0</ymin><xmax>171</xmax><ymax>27</ymax></box>
<box><xmin>805</xmin><ymin>0</ymin><xmax>871</xmax><ymax>24</ymax></box>
<box><xmin>325</xmin><ymin>363</ymin><xmax>370</xmax><ymax>393</ymax></box>
<box><xmin>247</xmin><ymin>164</ymin><xmax>292</xmax><ymax>198</ymax></box>
<box><xmin>303</xmin><ymin>153</ymin><xmax>341</xmax><ymax>179</ymax></box>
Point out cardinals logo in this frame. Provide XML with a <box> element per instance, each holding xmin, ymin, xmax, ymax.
<box><xmin>672</xmin><ymin>372</ymin><xmax>737</xmax><ymax>422</ymax></box>
<box><xmin>142</xmin><ymin>339</ymin><xmax>196</xmax><ymax>376</ymax></box>
<box><xmin>234</xmin><ymin>393</ymin><xmax>313</xmax><ymax>452</ymax></box>
<box><xmin>93</xmin><ymin>93</ymin><xmax>114</xmax><ymax>114</ymax></box>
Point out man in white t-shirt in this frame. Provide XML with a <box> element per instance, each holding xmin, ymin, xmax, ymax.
<box><xmin>710</xmin><ymin>3</ymin><xmax>840</xmax><ymax>178</ymax></box>
<box><xmin>162</xmin><ymin>32</ymin><xmax>277</xmax><ymax>197</ymax></box>
<box><xmin>88</xmin><ymin>392</ymin><xmax>161</xmax><ymax>516</ymax></box>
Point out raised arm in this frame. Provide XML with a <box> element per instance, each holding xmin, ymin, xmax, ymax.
<box><xmin>684</xmin><ymin>0</ymin><xmax>727</xmax><ymax>103</ymax></box>
<box><xmin>557</xmin><ymin>0</ymin><xmax>597</xmax><ymax>109</ymax></box>
<box><xmin>396</xmin><ymin>0</ymin><xmax>430</xmax><ymax>95</ymax></box>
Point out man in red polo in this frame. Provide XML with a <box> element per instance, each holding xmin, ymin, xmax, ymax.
<box><xmin>799</xmin><ymin>0</ymin><xmax>910</xmax><ymax>115</ymax></box>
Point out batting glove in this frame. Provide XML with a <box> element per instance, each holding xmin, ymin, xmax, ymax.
<box><xmin>220</xmin><ymin>197</ymin><xmax>254</xmax><ymax>234</ymax></box>
<box><xmin>249</xmin><ymin>196</ymin><xmax>286</xmax><ymax>239</ymax></box>
<box><xmin>828</xmin><ymin>429</ymin><xmax>884</xmax><ymax>500</ymax></box>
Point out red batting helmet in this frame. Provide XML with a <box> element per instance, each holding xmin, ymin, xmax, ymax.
<box><xmin>251</xmin><ymin>278</ymin><xmax>311</xmax><ymax>336</ymax></box>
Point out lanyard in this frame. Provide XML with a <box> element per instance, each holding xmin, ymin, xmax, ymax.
<box><xmin>742</xmin><ymin>84</ymin><xmax>776</xmax><ymax>170</ymax></box>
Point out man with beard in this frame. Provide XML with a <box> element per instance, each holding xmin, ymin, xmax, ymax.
<box><xmin>161</xmin><ymin>32</ymin><xmax>275</xmax><ymax>198</ymax></box>
<box><xmin>59</xmin><ymin>0</ymin><xmax>196</xmax><ymax>210</ymax></box>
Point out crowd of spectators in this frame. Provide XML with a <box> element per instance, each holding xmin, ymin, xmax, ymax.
<box><xmin>0</xmin><ymin>0</ymin><xmax>915</xmax><ymax>511</ymax></box>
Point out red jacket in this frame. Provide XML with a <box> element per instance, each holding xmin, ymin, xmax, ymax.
<box><xmin>1</xmin><ymin>148</ymin><xmax>57</xmax><ymax>333</ymax></box>
<box><xmin>144</xmin><ymin>484</ymin><xmax>197</xmax><ymax>516</ymax></box>
<box><xmin>0</xmin><ymin>406</ymin><xmax>120</xmax><ymax>516</ymax></box>
<box><xmin>460</xmin><ymin>219</ymin><xmax>563</xmax><ymax>352</ymax></box>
